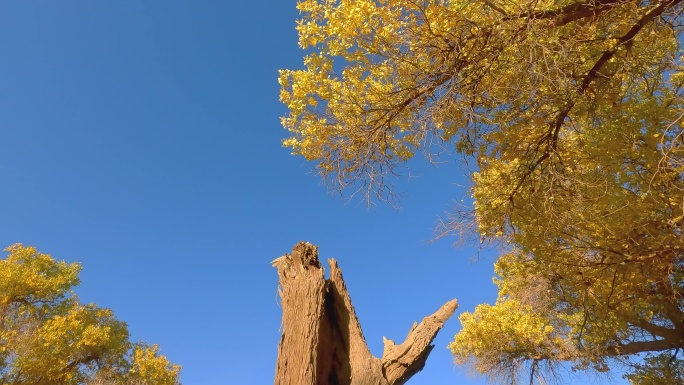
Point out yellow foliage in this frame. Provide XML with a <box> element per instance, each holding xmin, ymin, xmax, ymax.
<box><xmin>0</xmin><ymin>244</ymin><xmax>181</xmax><ymax>385</ymax></box>
<box><xmin>129</xmin><ymin>345</ymin><xmax>182</xmax><ymax>385</ymax></box>
<box><xmin>280</xmin><ymin>0</ymin><xmax>684</xmax><ymax>382</ymax></box>
<box><xmin>0</xmin><ymin>244</ymin><xmax>80</xmax><ymax>306</ymax></box>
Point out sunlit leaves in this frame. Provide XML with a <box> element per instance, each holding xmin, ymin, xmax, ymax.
<box><xmin>0</xmin><ymin>244</ymin><xmax>181</xmax><ymax>385</ymax></box>
<box><xmin>0</xmin><ymin>244</ymin><xmax>80</xmax><ymax>306</ymax></box>
<box><xmin>449</xmin><ymin>298</ymin><xmax>573</xmax><ymax>382</ymax></box>
<box><xmin>129</xmin><ymin>345</ymin><xmax>182</xmax><ymax>385</ymax></box>
<box><xmin>281</xmin><ymin>0</ymin><xmax>684</xmax><ymax>382</ymax></box>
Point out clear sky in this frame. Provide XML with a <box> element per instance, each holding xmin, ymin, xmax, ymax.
<box><xmin>0</xmin><ymin>2</ymin><xmax>624</xmax><ymax>385</ymax></box>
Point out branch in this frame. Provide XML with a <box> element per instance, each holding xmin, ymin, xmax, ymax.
<box><xmin>606</xmin><ymin>337</ymin><xmax>683</xmax><ymax>356</ymax></box>
<box><xmin>518</xmin><ymin>0</ymin><xmax>626</xmax><ymax>26</ymax></box>
<box><xmin>629</xmin><ymin>318</ymin><xmax>679</xmax><ymax>340</ymax></box>
<box><xmin>509</xmin><ymin>0</ymin><xmax>683</xmax><ymax>202</ymax></box>
<box><xmin>380</xmin><ymin>299</ymin><xmax>459</xmax><ymax>385</ymax></box>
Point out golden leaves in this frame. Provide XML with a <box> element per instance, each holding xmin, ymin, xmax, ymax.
<box><xmin>0</xmin><ymin>244</ymin><xmax>181</xmax><ymax>385</ymax></box>
<box><xmin>0</xmin><ymin>244</ymin><xmax>81</xmax><ymax>305</ymax></box>
<box><xmin>280</xmin><ymin>0</ymin><xmax>684</xmax><ymax>381</ymax></box>
<box><xmin>450</xmin><ymin>299</ymin><xmax>562</xmax><ymax>361</ymax></box>
<box><xmin>130</xmin><ymin>345</ymin><xmax>182</xmax><ymax>385</ymax></box>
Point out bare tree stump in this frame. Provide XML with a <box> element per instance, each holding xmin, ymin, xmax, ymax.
<box><xmin>273</xmin><ymin>241</ymin><xmax>458</xmax><ymax>385</ymax></box>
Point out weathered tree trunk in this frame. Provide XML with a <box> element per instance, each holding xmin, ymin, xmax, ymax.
<box><xmin>273</xmin><ymin>242</ymin><xmax>458</xmax><ymax>385</ymax></box>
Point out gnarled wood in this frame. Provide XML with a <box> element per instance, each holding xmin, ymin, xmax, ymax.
<box><xmin>273</xmin><ymin>242</ymin><xmax>458</xmax><ymax>385</ymax></box>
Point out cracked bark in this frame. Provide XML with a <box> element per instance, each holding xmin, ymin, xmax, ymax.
<box><xmin>273</xmin><ymin>242</ymin><xmax>458</xmax><ymax>385</ymax></box>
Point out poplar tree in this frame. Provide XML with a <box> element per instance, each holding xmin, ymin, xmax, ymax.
<box><xmin>0</xmin><ymin>244</ymin><xmax>181</xmax><ymax>385</ymax></box>
<box><xmin>279</xmin><ymin>0</ymin><xmax>684</xmax><ymax>382</ymax></box>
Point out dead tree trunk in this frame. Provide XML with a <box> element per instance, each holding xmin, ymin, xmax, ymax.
<box><xmin>273</xmin><ymin>241</ymin><xmax>458</xmax><ymax>385</ymax></box>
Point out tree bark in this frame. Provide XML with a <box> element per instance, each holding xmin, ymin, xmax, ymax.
<box><xmin>273</xmin><ymin>242</ymin><xmax>458</xmax><ymax>385</ymax></box>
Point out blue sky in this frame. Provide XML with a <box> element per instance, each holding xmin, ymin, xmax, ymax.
<box><xmin>0</xmin><ymin>2</ymin><xmax>624</xmax><ymax>385</ymax></box>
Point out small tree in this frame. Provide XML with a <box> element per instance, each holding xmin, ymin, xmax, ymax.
<box><xmin>0</xmin><ymin>244</ymin><xmax>181</xmax><ymax>385</ymax></box>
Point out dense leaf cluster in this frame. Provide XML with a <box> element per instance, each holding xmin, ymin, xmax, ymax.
<box><xmin>280</xmin><ymin>0</ymin><xmax>684</xmax><ymax>383</ymax></box>
<box><xmin>0</xmin><ymin>244</ymin><xmax>181</xmax><ymax>385</ymax></box>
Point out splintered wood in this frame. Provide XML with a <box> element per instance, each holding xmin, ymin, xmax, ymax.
<box><xmin>273</xmin><ymin>242</ymin><xmax>458</xmax><ymax>385</ymax></box>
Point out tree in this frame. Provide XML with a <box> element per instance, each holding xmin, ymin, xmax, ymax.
<box><xmin>272</xmin><ymin>242</ymin><xmax>457</xmax><ymax>385</ymax></box>
<box><xmin>279</xmin><ymin>0</ymin><xmax>684</xmax><ymax>383</ymax></box>
<box><xmin>0</xmin><ymin>244</ymin><xmax>181</xmax><ymax>385</ymax></box>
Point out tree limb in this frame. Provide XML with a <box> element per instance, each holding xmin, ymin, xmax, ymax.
<box><xmin>274</xmin><ymin>242</ymin><xmax>458</xmax><ymax>385</ymax></box>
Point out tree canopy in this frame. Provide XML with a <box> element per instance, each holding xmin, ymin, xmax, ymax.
<box><xmin>279</xmin><ymin>0</ymin><xmax>684</xmax><ymax>383</ymax></box>
<box><xmin>0</xmin><ymin>244</ymin><xmax>181</xmax><ymax>385</ymax></box>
